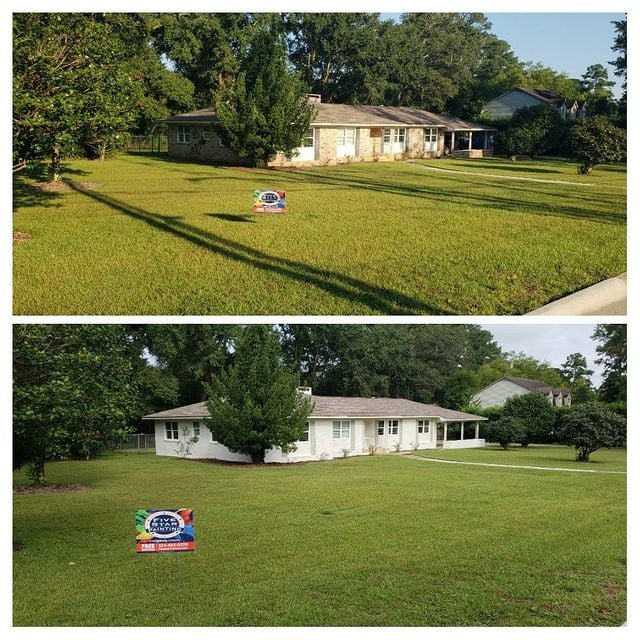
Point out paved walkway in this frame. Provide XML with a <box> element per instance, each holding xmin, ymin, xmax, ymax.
<box><xmin>403</xmin><ymin>454</ymin><xmax>626</xmax><ymax>474</ymax></box>
<box><xmin>407</xmin><ymin>161</ymin><xmax>599</xmax><ymax>187</ymax></box>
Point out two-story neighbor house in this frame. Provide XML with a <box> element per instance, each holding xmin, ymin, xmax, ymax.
<box><xmin>144</xmin><ymin>390</ymin><xmax>487</xmax><ymax>463</ymax></box>
<box><xmin>164</xmin><ymin>94</ymin><xmax>496</xmax><ymax>167</ymax></box>
<box><xmin>471</xmin><ymin>376</ymin><xmax>572</xmax><ymax>409</ymax></box>
<box><xmin>482</xmin><ymin>87</ymin><xmax>587</xmax><ymax>120</ymax></box>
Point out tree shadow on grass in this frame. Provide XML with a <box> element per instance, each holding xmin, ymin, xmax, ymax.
<box><xmin>269</xmin><ymin>167</ymin><xmax>625</xmax><ymax>226</ymax></box>
<box><xmin>13</xmin><ymin>164</ymin><xmax>90</xmax><ymax>210</ymax></box>
<box><xmin>67</xmin><ymin>184</ymin><xmax>447</xmax><ymax>315</ymax></box>
<box><xmin>206</xmin><ymin>213</ymin><xmax>256</xmax><ymax>223</ymax></box>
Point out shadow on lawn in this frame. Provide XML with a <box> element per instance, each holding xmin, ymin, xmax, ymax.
<box><xmin>270</xmin><ymin>167</ymin><xmax>625</xmax><ymax>226</ymax></box>
<box><xmin>67</xmin><ymin>184</ymin><xmax>446</xmax><ymax>315</ymax></box>
<box><xmin>13</xmin><ymin>165</ymin><xmax>89</xmax><ymax>211</ymax></box>
<box><xmin>206</xmin><ymin>213</ymin><xmax>256</xmax><ymax>223</ymax></box>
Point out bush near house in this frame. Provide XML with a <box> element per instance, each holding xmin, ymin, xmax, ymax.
<box><xmin>571</xmin><ymin>116</ymin><xmax>626</xmax><ymax>175</ymax></box>
<box><xmin>485</xmin><ymin>416</ymin><xmax>526</xmax><ymax>449</ymax></box>
<box><xmin>502</xmin><ymin>393</ymin><xmax>557</xmax><ymax>446</ymax></box>
<box><xmin>556</xmin><ymin>402</ymin><xmax>626</xmax><ymax>462</ymax></box>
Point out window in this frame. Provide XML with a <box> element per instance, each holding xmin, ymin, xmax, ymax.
<box><xmin>424</xmin><ymin>128</ymin><xmax>438</xmax><ymax>143</ymax></box>
<box><xmin>299</xmin><ymin>421</ymin><xmax>310</xmax><ymax>442</ymax></box>
<box><xmin>332</xmin><ymin>420</ymin><xmax>350</xmax><ymax>439</ymax></box>
<box><xmin>394</xmin><ymin>128</ymin><xmax>406</xmax><ymax>144</ymax></box>
<box><xmin>302</xmin><ymin>129</ymin><xmax>314</xmax><ymax>148</ymax></box>
<box><xmin>388</xmin><ymin>419</ymin><xmax>399</xmax><ymax>435</ymax></box>
<box><xmin>383</xmin><ymin>128</ymin><xmax>391</xmax><ymax>143</ymax></box>
<box><xmin>165</xmin><ymin>421</ymin><xmax>179</xmax><ymax>440</ymax></box>
<box><xmin>177</xmin><ymin>126</ymin><xmax>190</xmax><ymax>144</ymax></box>
<box><xmin>192</xmin><ymin>421</ymin><xmax>201</xmax><ymax>438</ymax></box>
<box><xmin>336</xmin><ymin>128</ymin><xmax>355</xmax><ymax>145</ymax></box>
<box><xmin>203</xmin><ymin>127</ymin><xmax>212</xmax><ymax>141</ymax></box>
<box><xmin>418</xmin><ymin>419</ymin><xmax>430</xmax><ymax>434</ymax></box>
<box><xmin>377</xmin><ymin>420</ymin><xmax>385</xmax><ymax>436</ymax></box>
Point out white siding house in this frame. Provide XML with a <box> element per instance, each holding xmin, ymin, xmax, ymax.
<box><xmin>144</xmin><ymin>393</ymin><xmax>487</xmax><ymax>463</ymax></box>
<box><xmin>471</xmin><ymin>377</ymin><xmax>572</xmax><ymax>409</ymax></box>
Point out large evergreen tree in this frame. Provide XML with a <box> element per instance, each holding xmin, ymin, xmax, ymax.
<box><xmin>592</xmin><ymin>325</ymin><xmax>626</xmax><ymax>402</ymax></box>
<box><xmin>213</xmin><ymin>15</ymin><xmax>315</xmax><ymax>167</ymax></box>
<box><xmin>206</xmin><ymin>326</ymin><xmax>312</xmax><ymax>463</ymax></box>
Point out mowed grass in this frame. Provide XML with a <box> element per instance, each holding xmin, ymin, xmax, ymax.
<box><xmin>408</xmin><ymin>444</ymin><xmax>627</xmax><ymax>472</ymax></box>
<box><xmin>13</xmin><ymin>451</ymin><xmax>626</xmax><ymax>626</ymax></box>
<box><xmin>13</xmin><ymin>154</ymin><xmax>626</xmax><ymax>315</ymax></box>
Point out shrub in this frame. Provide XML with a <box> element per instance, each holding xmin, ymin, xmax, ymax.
<box><xmin>486</xmin><ymin>416</ymin><xmax>526</xmax><ymax>450</ymax></box>
<box><xmin>503</xmin><ymin>393</ymin><xmax>556</xmax><ymax>446</ymax></box>
<box><xmin>571</xmin><ymin>116</ymin><xmax>626</xmax><ymax>174</ymax></box>
<box><xmin>556</xmin><ymin>402</ymin><xmax>626</xmax><ymax>461</ymax></box>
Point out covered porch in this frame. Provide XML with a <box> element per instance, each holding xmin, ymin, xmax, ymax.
<box><xmin>444</xmin><ymin>128</ymin><xmax>495</xmax><ymax>158</ymax></box>
<box><xmin>436</xmin><ymin>420</ymin><xmax>485</xmax><ymax>449</ymax></box>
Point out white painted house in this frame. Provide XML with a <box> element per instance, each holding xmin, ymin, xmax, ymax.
<box><xmin>471</xmin><ymin>376</ymin><xmax>572</xmax><ymax>409</ymax></box>
<box><xmin>482</xmin><ymin>87</ymin><xmax>587</xmax><ymax>120</ymax></box>
<box><xmin>144</xmin><ymin>391</ymin><xmax>487</xmax><ymax>463</ymax></box>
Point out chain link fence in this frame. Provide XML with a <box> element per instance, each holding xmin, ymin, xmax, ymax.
<box><xmin>126</xmin><ymin>135</ymin><xmax>168</xmax><ymax>154</ymax></box>
<box><xmin>120</xmin><ymin>433</ymin><xmax>156</xmax><ymax>452</ymax></box>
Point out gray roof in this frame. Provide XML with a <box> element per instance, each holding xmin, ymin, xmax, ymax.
<box><xmin>503</xmin><ymin>377</ymin><xmax>570</xmax><ymax>397</ymax></box>
<box><xmin>144</xmin><ymin>397</ymin><xmax>486</xmax><ymax>422</ymax></box>
<box><xmin>164</xmin><ymin>104</ymin><xmax>495</xmax><ymax>131</ymax></box>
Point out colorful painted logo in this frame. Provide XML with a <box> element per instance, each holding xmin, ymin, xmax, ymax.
<box><xmin>135</xmin><ymin>508</ymin><xmax>195</xmax><ymax>553</ymax></box>
<box><xmin>252</xmin><ymin>189</ymin><xmax>286</xmax><ymax>213</ymax></box>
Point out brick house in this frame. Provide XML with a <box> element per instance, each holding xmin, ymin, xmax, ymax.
<box><xmin>164</xmin><ymin>94</ymin><xmax>496</xmax><ymax>167</ymax></box>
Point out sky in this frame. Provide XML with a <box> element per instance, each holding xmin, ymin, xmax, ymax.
<box><xmin>381</xmin><ymin>12</ymin><xmax>625</xmax><ymax>98</ymax></box>
<box><xmin>481</xmin><ymin>323</ymin><xmax>606</xmax><ymax>386</ymax></box>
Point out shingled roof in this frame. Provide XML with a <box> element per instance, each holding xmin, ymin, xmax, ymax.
<box><xmin>503</xmin><ymin>377</ymin><xmax>571</xmax><ymax>397</ymax></box>
<box><xmin>144</xmin><ymin>396</ymin><xmax>486</xmax><ymax>422</ymax></box>
<box><xmin>164</xmin><ymin>104</ymin><xmax>494</xmax><ymax>131</ymax></box>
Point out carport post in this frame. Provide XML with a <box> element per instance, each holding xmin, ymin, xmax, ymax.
<box><xmin>443</xmin><ymin>422</ymin><xmax>448</xmax><ymax>444</ymax></box>
<box><xmin>475</xmin><ymin>422</ymin><xmax>479</xmax><ymax>439</ymax></box>
<box><xmin>468</xmin><ymin>133</ymin><xmax>473</xmax><ymax>150</ymax></box>
<box><xmin>460</xmin><ymin>422</ymin><xmax>464</xmax><ymax>440</ymax></box>
<box><xmin>483</xmin><ymin>132</ymin><xmax>488</xmax><ymax>150</ymax></box>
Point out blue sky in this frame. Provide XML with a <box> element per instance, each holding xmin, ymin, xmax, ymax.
<box><xmin>382</xmin><ymin>12</ymin><xmax>625</xmax><ymax>97</ymax></box>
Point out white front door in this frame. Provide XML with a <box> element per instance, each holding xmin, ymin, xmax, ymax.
<box><xmin>424</xmin><ymin>127</ymin><xmax>438</xmax><ymax>153</ymax></box>
<box><xmin>376</xmin><ymin>420</ymin><xmax>399</xmax><ymax>447</ymax></box>
<box><xmin>336</xmin><ymin>127</ymin><xmax>356</xmax><ymax>158</ymax></box>
<box><xmin>295</xmin><ymin>128</ymin><xmax>316</xmax><ymax>162</ymax></box>
<box><xmin>382</xmin><ymin>128</ymin><xmax>406</xmax><ymax>154</ymax></box>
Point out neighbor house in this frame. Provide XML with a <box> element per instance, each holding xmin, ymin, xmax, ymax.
<box><xmin>144</xmin><ymin>389</ymin><xmax>487</xmax><ymax>463</ymax></box>
<box><xmin>164</xmin><ymin>94</ymin><xmax>496</xmax><ymax>167</ymax></box>
<box><xmin>471</xmin><ymin>376</ymin><xmax>572</xmax><ymax>409</ymax></box>
<box><xmin>482</xmin><ymin>87</ymin><xmax>587</xmax><ymax>120</ymax></box>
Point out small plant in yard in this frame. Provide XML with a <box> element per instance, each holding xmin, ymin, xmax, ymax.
<box><xmin>394</xmin><ymin>443</ymin><xmax>402</xmax><ymax>452</ymax></box>
<box><xmin>556</xmin><ymin>402</ymin><xmax>626</xmax><ymax>462</ymax></box>
<box><xmin>175</xmin><ymin>426</ymin><xmax>199</xmax><ymax>458</ymax></box>
<box><xmin>341</xmin><ymin>448</ymin><xmax>351</xmax><ymax>458</ymax></box>
<box><xmin>368</xmin><ymin>445</ymin><xmax>375</xmax><ymax>455</ymax></box>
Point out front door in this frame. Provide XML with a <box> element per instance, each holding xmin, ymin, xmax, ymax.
<box><xmin>376</xmin><ymin>419</ymin><xmax>399</xmax><ymax>447</ymax></box>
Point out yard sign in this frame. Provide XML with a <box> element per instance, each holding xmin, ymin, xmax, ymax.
<box><xmin>252</xmin><ymin>189</ymin><xmax>286</xmax><ymax>213</ymax></box>
<box><xmin>135</xmin><ymin>508</ymin><xmax>195</xmax><ymax>553</ymax></box>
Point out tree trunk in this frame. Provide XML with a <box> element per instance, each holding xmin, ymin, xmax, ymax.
<box><xmin>576</xmin><ymin>447</ymin><xmax>591</xmax><ymax>462</ymax></box>
<box><xmin>29</xmin><ymin>458</ymin><xmax>46</xmax><ymax>486</ymax></box>
<box><xmin>50</xmin><ymin>145</ymin><xmax>61</xmax><ymax>182</ymax></box>
<box><xmin>250</xmin><ymin>449</ymin><xmax>266</xmax><ymax>464</ymax></box>
<box><xmin>510</xmin><ymin>154</ymin><xmax>517</xmax><ymax>162</ymax></box>
<box><xmin>99</xmin><ymin>142</ymin><xmax>106</xmax><ymax>162</ymax></box>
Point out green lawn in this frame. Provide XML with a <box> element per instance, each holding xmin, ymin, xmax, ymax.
<box><xmin>408</xmin><ymin>444</ymin><xmax>627</xmax><ymax>471</ymax></box>
<box><xmin>13</xmin><ymin>154</ymin><xmax>626</xmax><ymax>315</ymax></box>
<box><xmin>14</xmin><ymin>450</ymin><xmax>626</xmax><ymax>626</ymax></box>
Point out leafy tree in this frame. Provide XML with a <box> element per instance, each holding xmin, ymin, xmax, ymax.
<box><xmin>571</xmin><ymin>115</ymin><xmax>626</xmax><ymax>175</ymax></box>
<box><xmin>502</xmin><ymin>392</ymin><xmax>556</xmax><ymax>446</ymax></box>
<box><xmin>486</xmin><ymin>416</ymin><xmax>526</xmax><ymax>450</ymax></box>
<box><xmin>592</xmin><ymin>325</ymin><xmax>626</xmax><ymax>402</ymax></box>
<box><xmin>150</xmin><ymin>13</ymin><xmax>250</xmax><ymax>108</ymax></box>
<box><xmin>438</xmin><ymin>369</ymin><xmax>480</xmax><ymax>410</ymax></box>
<box><xmin>13</xmin><ymin>14</ymin><xmax>138</xmax><ymax>178</ymax></box>
<box><xmin>206</xmin><ymin>326</ymin><xmax>312</xmax><ymax>463</ymax></box>
<box><xmin>609</xmin><ymin>17</ymin><xmax>626</xmax><ymax>90</ymax></box>
<box><xmin>580</xmin><ymin>63</ymin><xmax>615</xmax><ymax>98</ymax></box>
<box><xmin>494</xmin><ymin>104</ymin><xmax>565</xmax><ymax>160</ymax></box>
<box><xmin>556</xmin><ymin>402</ymin><xmax>626</xmax><ymax>461</ymax></box>
<box><xmin>13</xmin><ymin>325</ymin><xmax>138</xmax><ymax>484</ymax></box>
<box><xmin>213</xmin><ymin>15</ymin><xmax>315</xmax><ymax>167</ymax></box>
<box><xmin>520</xmin><ymin>62</ymin><xmax>581</xmax><ymax>100</ymax></box>
<box><xmin>560</xmin><ymin>352</ymin><xmax>594</xmax><ymax>385</ymax></box>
